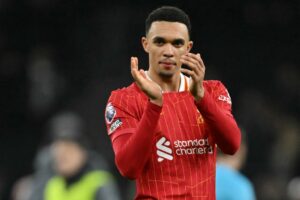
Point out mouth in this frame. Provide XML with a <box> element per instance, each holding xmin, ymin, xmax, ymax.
<box><xmin>159</xmin><ymin>60</ymin><xmax>176</xmax><ymax>68</ymax></box>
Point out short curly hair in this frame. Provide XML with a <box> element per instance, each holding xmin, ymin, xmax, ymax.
<box><xmin>145</xmin><ymin>6</ymin><xmax>191</xmax><ymax>38</ymax></box>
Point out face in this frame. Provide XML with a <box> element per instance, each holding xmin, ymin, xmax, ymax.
<box><xmin>142</xmin><ymin>21</ymin><xmax>193</xmax><ymax>78</ymax></box>
<box><xmin>51</xmin><ymin>140</ymin><xmax>86</xmax><ymax>177</ymax></box>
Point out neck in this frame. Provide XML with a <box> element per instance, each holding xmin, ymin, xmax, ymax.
<box><xmin>64</xmin><ymin>161</ymin><xmax>89</xmax><ymax>187</ymax></box>
<box><xmin>147</xmin><ymin>69</ymin><xmax>181</xmax><ymax>92</ymax></box>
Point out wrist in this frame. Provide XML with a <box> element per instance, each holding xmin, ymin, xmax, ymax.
<box><xmin>150</xmin><ymin>96</ymin><xmax>163</xmax><ymax>107</ymax></box>
<box><xmin>194</xmin><ymin>88</ymin><xmax>205</xmax><ymax>102</ymax></box>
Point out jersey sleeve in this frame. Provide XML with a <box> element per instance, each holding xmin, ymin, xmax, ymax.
<box><xmin>105</xmin><ymin>89</ymin><xmax>162</xmax><ymax>179</ymax></box>
<box><xmin>105</xmin><ymin>90</ymin><xmax>139</xmax><ymax>142</ymax></box>
<box><xmin>205</xmin><ymin>81</ymin><xmax>233</xmax><ymax>116</ymax></box>
<box><xmin>195</xmin><ymin>81</ymin><xmax>241</xmax><ymax>154</ymax></box>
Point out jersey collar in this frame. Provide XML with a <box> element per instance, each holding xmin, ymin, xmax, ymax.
<box><xmin>145</xmin><ymin>71</ymin><xmax>190</xmax><ymax>92</ymax></box>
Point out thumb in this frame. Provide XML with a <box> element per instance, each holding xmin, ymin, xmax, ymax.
<box><xmin>139</xmin><ymin>69</ymin><xmax>147</xmax><ymax>79</ymax></box>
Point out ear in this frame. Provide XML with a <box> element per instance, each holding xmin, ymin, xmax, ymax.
<box><xmin>141</xmin><ymin>37</ymin><xmax>149</xmax><ymax>53</ymax></box>
<box><xmin>187</xmin><ymin>41</ymin><xmax>193</xmax><ymax>52</ymax></box>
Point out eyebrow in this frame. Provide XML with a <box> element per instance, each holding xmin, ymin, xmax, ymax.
<box><xmin>152</xmin><ymin>36</ymin><xmax>166</xmax><ymax>43</ymax></box>
<box><xmin>152</xmin><ymin>36</ymin><xmax>185</xmax><ymax>45</ymax></box>
<box><xmin>172</xmin><ymin>38</ymin><xmax>185</xmax><ymax>45</ymax></box>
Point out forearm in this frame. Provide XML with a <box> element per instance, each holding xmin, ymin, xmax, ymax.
<box><xmin>112</xmin><ymin>101</ymin><xmax>162</xmax><ymax>179</ymax></box>
<box><xmin>195</xmin><ymin>91</ymin><xmax>241</xmax><ymax>154</ymax></box>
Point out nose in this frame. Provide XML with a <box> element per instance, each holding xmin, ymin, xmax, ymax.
<box><xmin>163</xmin><ymin>43</ymin><xmax>174</xmax><ymax>58</ymax></box>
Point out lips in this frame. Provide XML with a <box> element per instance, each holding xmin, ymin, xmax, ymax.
<box><xmin>159</xmin><ymin>60</ymin><xmax>176</xmax><ymax>66</ymax></box>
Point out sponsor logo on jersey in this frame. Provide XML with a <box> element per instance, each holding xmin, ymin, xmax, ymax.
<box><xmin>156</xmin><ymin>137</ymin><xmax>173</xmax><ymax>162</ymax></box>
<box><xmin>197</xmin><ymin>114</ymin><xmax>204</xmax><ymax>124</ymax></box>
<box><xmin>156</xmin><ymin>137</ymin><xmax>213</xmax><ymax>162</ymax></box>
<box><xmin>174</xmin><ymin>138</ymin><xmax>213</xmax><ymax>156</ymax></box>
<box><xmin>218</xmin><ymin>90</ymin><xmax>232</xmax><ymax>104</ymax></box>
<box><xmin>109</xmin><ymin>119</ymin><xmax>122</xmax><ymax>135</ymax></box>
<box><xmin>105</xmin><ymin>102</ymin><xmax>116</xmax><ymax>124</ymax></box>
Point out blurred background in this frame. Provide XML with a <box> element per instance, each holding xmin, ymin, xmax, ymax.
<box><xmin>0</xmin><ymin>0</ymin><xmax>299</xmax><ymax>199</ymax></box>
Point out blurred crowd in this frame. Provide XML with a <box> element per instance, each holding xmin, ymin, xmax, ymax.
<box><xmin>0</xmin><ymin>0</ymin><xmax>299</xmax><ymax>200</ymax></box>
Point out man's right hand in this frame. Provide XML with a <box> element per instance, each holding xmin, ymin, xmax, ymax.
<box><xmin>130</xmin><ymin>57</ymin><xmax>163</xmax><ymax>106</ymax></box>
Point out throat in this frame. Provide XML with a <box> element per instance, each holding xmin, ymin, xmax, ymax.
<box><xmin>160</xmin><ymin>80</ymin><xmax>180</xmax><ymax>92</ymax></box>
<box><xmin>146</xmin><ymin>71</ymin><xmax>182</xmax><ymax>92</ymax></box>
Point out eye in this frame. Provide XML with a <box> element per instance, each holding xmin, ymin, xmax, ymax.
<box><xmin>172</xmin><ymin>39</ymin><xmax>184</xmax><ymax>48</ymax></box>
<box><xmin>153</xmin><ymin>38</ymin><xmax>165</xmax><ymax>46</ymax></box>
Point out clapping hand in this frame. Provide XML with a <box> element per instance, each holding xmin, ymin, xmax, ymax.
<box><xmin>130</xmin><ymin>57</ymin><xmax>163</xmax><ymax>106</ymax></box>
<box><xmin>180</xmin><ymin>53</ymin><xmax>206</xmax><ymax>101</ymax></box>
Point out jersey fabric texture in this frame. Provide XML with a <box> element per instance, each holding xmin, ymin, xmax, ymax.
<box><xmin>105</xmin><ymin>74</ymin><xmax>241</xmax><ymax>200</ymax></box>
<box><xmin>216</xmin><ymin>164</ymin><xmax>256</xmax><ymax>200</ymax></box>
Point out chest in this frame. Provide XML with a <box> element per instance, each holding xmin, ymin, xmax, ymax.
<box><xmin>136</xmin><ymin>93</ymin><xmax>216</xmax><ymax>171</ymax></box>
<box><xmin>156</xmin><ymin>93</ymin><xmax>206</xmax><ymax>141</ymax></box>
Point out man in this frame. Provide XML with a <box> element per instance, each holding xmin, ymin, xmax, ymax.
<box><xmin>44</xmin><ymin>138</ymin><xmax>119</xmax><ymax>200</ymax></box>
<box><xmin>216</xmin><ymin>130</ymin><xmax>256</xmax><ymax>200</ymax></box>
<box><xmin>41</xmin><ymin>112</ymin><xmax>120</xmax><ymax>200</ymax></box>
<box><xmin>105</xmin><ymin>6</ymin><xmax>241</xmax><ymax>199</ymax></box>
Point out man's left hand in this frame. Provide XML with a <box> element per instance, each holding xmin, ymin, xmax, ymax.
<box><xmin>180</xmin><ymin>53</ymin><xmax>206</xmax><ymax>101</ymax></box>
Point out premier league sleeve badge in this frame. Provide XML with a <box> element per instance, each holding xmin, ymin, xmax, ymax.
<box><xmin>105</xmin><ymin>102</ymin><xmax>116</xmax><ymax>124</ymax></box>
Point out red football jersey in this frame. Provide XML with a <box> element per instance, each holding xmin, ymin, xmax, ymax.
<box><xmin>105</xmin><ymin>74</ymin><xmax>240</xmax><ymax>199</ymax></box>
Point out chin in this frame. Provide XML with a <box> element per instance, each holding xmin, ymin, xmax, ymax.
<box><xmin>158</xmin><ymin>71</ymin><xmax>174</xmax><ymax>78</ymax></box>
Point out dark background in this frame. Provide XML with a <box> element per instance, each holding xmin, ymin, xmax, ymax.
<box><xmin>0</xmin><ymin>0</ymin><xmax>299</xmax><ymax>199</ymax></box>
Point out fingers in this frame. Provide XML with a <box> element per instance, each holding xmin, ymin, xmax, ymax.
<box><xmin>130</xmin><ymin>57</ymin><xmax>149</xmax><ymax>90</ymax></box>
<box><xmin>131</xmin><ymin>57</ymin><xmax>140</xmax><ymax>80</ymax></box>
<box><xmin>180</xmin><ymin>53</ymin><xmax>205</xmax><ymax>75</ymax></box>
<box><xmin>180</xmin><ymin>68</ymin><xmax>198</xmax><ymax>80</ymax></box>
<box><xmin>181</xmin><ymin>56</ymin><xmax>200</xmax><ymax>76</ymax></box>
<box><xmin>131</xmin><ymin>57</ymin><xmax>138</xmax><ymax>72</ymax></box>
<box><xmin>181</xmin><ymin>53</ymin><xmax>205</xmax><ymax>100</ymax></box>
<box><xmin>139</xmin><ymin>69</ymin><xmax>147</xmax><ymax>79</ymax></box>
<box><xmin>193</xmin><ymin>53</ymin><xmax>205</xmax><ymax>68</ymax></box>
<box><xmin>129</xmin><ymin>57</ymin><xmax>162</xmax><ymax>105</ymax></box>
<box><xmin>181</xmin><ymin>53</ymin><xmax>205</xmax><ymax>69</ymax></box>
<box><xmin>180</xmin><ymin>53</ymin><xmax>205</xmax><ymax>80</ymax></box>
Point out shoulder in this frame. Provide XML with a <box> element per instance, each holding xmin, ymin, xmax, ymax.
<box><xmin>217</xmin><ymin>164</ymin><xmax>247</xmax><ymax>185</ymax></box>
<box><xmin>217</xmin><ymin>164</ymin><xmax>236</xmax><ymax>180</ymax></box>
<box><xmin>218</xmin><ymin>166</ymin><xmax>254</xmax><ymax>192</ymax></box>
<box><xmin>110</xmin><ymin>83</ymin><xmax>143</xmax><ymax>98</ymax></box>
<box><xmin>237</xmin><ymin>173</ymin><xmax>255</xmax><ymax>190</ymax></box>
<box><xmin>47</xmin><ymin>176</ymin><xmax>63</xmax><ymax>184</ymax></box>
<box><xmin>203</xmin><ymin>80</ymin><xmax>228</xmax><ymax>91</ymax></box>
<box><xmin>217</xmin><ymin>165</ymin><xmax>255</xmax><ymax>199</ymax></box>
<box><xmin>108</xmin><ymin>83</ymin><xmax>146</xmax><ymax>105</ymax></box>
<box><xmin>45</xmin><ymin>176</ymin><xmax>64</xmax><ymax>191</ymax></box>
<box><xmin>203</xmin><ymin>80</ymin><xmax>232</xmax><ymax>105</ymax></box>
<box><xmin>83</xmin><ymin>170</ymin><xmax>113</xmax><ymax>186</ymax></box>
<box><xmin>234</xmin><ymin>174</ymin><xmax>256</xmax><ymax>199</ymax></box>
<box><xmin>110</xmin><ymin>83</ymin><xmax>139</xmax><ymax>97</ymax></box>
<box><xmin>106</xmin><ymin>83</ymin><xmax>147</xmax><ymax>118</ymax></box>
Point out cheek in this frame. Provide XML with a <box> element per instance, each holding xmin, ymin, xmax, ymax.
<box><xmin>179</xmin><ymin>47</ymin><xmax>188</xmax><ymax>55</ymax></box>
<box><xmin>149</xmin><ymin>48</ymin><xmax>161</xmax><ymax>60</ymax></box>
<box><xmin>174</xmin><ymin>49</ymin><xmax>186</xmax><ymax>60</ymax></box>
<box><xmin>150</xmin><ymin>47</ymin><xmax>161</xmax><ymax>55</ymax></box>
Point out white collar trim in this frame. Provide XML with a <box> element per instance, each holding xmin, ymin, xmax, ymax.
<box><xmin>145</xmin><ymin>71</ymin><xmax>189</xmax><ymax>92</ymax></box>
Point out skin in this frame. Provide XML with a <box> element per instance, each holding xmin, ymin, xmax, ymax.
<box><xmin>131</xmin><ymin>21</ymin><xmax>206</xmax><ymax>106</ymax></box>
<box><xmin>51</xmin><ymin>140</ymin><xmax>87</xmax><ymax>177</ymax></box>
